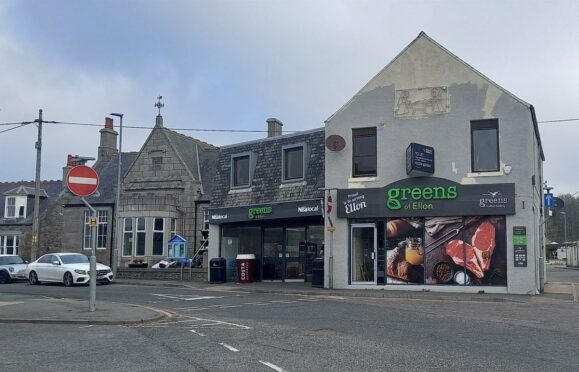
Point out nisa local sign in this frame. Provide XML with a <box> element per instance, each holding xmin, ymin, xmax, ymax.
<box><xmin>248</xmin><ymin>205</ymin><xmax>273</xmax><ymax>219</ymax></box>
<box><xmin>337</xmin><ymin>177</ymin><xmax>515</xmax><ymax>218</ymax></box>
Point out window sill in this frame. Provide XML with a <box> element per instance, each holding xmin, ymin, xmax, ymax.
<box><xmin>229</xmin><ymin>187</ymin><xmax>253</xmax><ymax>194</ymax></box>
<box><xmin>467</xmin><ymin>171</ymin><xmax>504</xmax><ymax>177</ymax></box>
<box><xmin>348</xmin><ymin>176</ymin><xmax>380</xmax><ymax>183</ymax></box>
<box><xmin>280</xmin><ymin>180</ymin><xmax>306</xmax><ymax>188</ymax></box>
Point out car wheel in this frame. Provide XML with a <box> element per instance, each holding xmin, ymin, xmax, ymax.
<box><xmin>63</xmin><ymin>272</ymin><xmax>74</xmax><ymax>287</ymax></box>
<box><xmin>0</xmin><ymin>271</ymin><xmax>11</xmax><ymax>284</ymax></box>
<box><xmin>29</xmin><ymin>271</ymin><xmax>40</xmax><ymax>285</ymax></box>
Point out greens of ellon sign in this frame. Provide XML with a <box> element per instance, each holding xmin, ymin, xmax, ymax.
<box><xmin>337</xmin><ymin>177</ymin><xmax>515</xmax><ymax>218</ymax></box>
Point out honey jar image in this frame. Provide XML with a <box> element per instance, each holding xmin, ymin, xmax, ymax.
<box><xmin>405</xmin><ymin>237</ymin><xmax>424</xmax><ymax>265</ymax></box>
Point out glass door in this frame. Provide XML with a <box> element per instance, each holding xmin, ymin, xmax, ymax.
<box><xmin>285</xmin><ymin>227</ymin><xmax>306</xmax><ymax>281</ymax></box>
<box><xmin>262</xmin><ymin>227</ymin><xmax>284</xmax><ymax>281</ymax></box>
<box><xmin>351</xmin><ymin>223</ymin><xmax>377</xmax><ymax>284</ymax></box>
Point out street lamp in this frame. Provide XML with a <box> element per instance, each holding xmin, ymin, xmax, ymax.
<box><xmin>560</xmin><ymin>211</ymin><xmax>567</xmax><ymax>243</ymax></box>
<box><xmin>110</xmin><ymin>113</ymin><xmax>123</xmax><ymax>278</ymax></box>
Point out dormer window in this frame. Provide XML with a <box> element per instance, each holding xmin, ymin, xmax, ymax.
<box><xmin>232</xmin><ymin>154</ymin><xmax>251</xmax><ymax>188</ymax></box>
<box><xmin>5</xmin><ymin>197</ymin><xmax>15</xmax><ymax>217</ymax></box>
<box><xmin>282</xmin><ymin>144</ymin><xmax>305</xmax><ymax>182</ymax></box>
<box><xmin>4</xmin><ymin>196</ymin><xmax>26</xmax><ymax>218</ymax></box>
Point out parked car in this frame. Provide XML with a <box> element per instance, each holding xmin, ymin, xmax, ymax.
<box><xmin>0</xmin><ymin>254</ymin><xmax>28</xmax><ymax>284</ymax></box>
<box><xmin>26</xmin><ymin>253</ymin><xmax>113</xmax><ymax>286</ymax></box>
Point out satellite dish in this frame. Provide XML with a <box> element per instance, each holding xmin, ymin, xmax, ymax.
<box><xmin>325</xmin><ymin>135</ymin><xmax>346</xmax><ymax>151</ymax></box>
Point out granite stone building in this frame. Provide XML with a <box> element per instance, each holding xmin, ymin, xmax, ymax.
<box><xmin>115</xmin><ymin>113</ymin><xmax>218</xmax><ymax>267</ymax></box>
<box><xmin>2</xmin><ymin>110</ymin><xmax>218</xmax><ymax>272</ymax></box>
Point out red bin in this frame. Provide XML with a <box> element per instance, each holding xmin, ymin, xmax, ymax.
<box><xmin>236</xmin><ymin>254</ymin><xmax>255</xmax><ymax>283</ymax></box>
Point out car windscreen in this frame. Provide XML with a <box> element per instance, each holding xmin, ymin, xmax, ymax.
<box><xmin>0</xmin><ymin>256</ymin><xmax>25</xmax><ymax>265</ymax></box>
<box><xmin>59</xmin><ymin>255</ymin><xmax>89</xmax><ymax>264</ymax></box>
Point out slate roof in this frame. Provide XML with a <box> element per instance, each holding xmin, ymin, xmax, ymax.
<box><xmin>197</xmin><ymin>146</ymin><xmax>219</xmax><ymax>202</ymax></box>
<box><xmin>0</xmin><ymin>180</ymin><xmax>63</xmax><ymax>225</ymax></box>
<box><xmin>3</xmin><ymin>185</ymin><xmax>49</xmax><ymax>198</ymax></box>
<box><xmin>163</xmin><ymin>128</ymin><xmax>217</xmax><ymax>183</ymax></box>
<box><xmin>211</xmin><ymin>128</ymin><xmax>325</xmax><ymax>208</ymax></box>
<box><xmin>67</xmin><ymin>152</ymin><xmax>139</xmax><ymax>206</ymax></box>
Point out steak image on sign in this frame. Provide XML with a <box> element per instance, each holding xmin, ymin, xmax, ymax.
<box><xmin>423</xmin><ymin>216</ymin><xmax>507</xmax><ymax>286</ymax></box>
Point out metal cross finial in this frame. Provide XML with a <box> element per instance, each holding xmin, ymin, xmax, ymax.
<box><xmin>155</xmin><ymin>95</ymin><xmax>164</xmax><ymax>115</ymax></box>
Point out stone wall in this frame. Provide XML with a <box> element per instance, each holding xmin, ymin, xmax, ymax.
<box><xmin>116</xmin><ymin>267</ymin><xmax>207</xmax><ymax>282</ymax></box>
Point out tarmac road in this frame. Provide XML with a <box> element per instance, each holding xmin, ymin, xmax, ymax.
<box><xmin>1</xmin><ymin>266</ymin><xmax>579</xmax><ymax>371</ymax></box>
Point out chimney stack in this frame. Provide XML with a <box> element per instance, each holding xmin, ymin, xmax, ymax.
<box><xmin>96</xmin><ymin>117</ymin><xmax>119</xmax><ymax>167</ymax></box>
<box><xmin>62</xmin><ymin>155</ymin><xmax>86</xmax><ymax>189</ymax></box>
<box><xmin>267</xmin><ymin>118</ymin><xmax>283</xmax><ymax>138</ymax></box>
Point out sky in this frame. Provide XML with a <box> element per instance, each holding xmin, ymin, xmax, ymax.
<box><xmin>0</xmin><ymin>0</ymin><xmax>578</xmax><ymax>195</ymax></box>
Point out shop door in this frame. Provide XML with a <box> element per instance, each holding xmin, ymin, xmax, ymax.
<box><xmin>351</xmin><ymin>224</ymin><xmax>377</xmax><ymax>284</ymax></box>
<box><xmin>285</xmin><ymin>227</ymin><xmax>306</xmax><ymax>281</ymax></box>
<box><xmin>262</xmin><ymin>227</ymin><xmax>284</xmax><ymax>280</ymax></box>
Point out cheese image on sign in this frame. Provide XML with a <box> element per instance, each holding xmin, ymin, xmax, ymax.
<box><xmin>66</xmin><ymin>165</ymin><xmax>100</xmax><ymax>197</ymax></box>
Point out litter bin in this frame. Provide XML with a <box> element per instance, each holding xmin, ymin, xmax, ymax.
<box><xmin>209</xmin><ymin>257</ymin><xmax>226</xmax><ymax>284</ymax></box>
<box><xmin>236</xmin><ymin>254</ymin><xmax>256</xmax><ymax>283</ymax></box>
<box><xmin>312</xmin><ymin>257</ymin><xmax>324</xmax><ymax>288</ymax></box>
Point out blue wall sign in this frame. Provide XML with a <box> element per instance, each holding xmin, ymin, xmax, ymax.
<box><xmin>406</xmin><ymin>143</ymin><xmax>434</xmax><ymax>175</ymax></box>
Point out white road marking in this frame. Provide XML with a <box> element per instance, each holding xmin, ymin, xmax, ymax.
<box><xmin>190</xmin><ymin>330</ymin><xmax>205</xmax><ymax>337</ymax></box>
<box><xmin>183</xmin><ymin>316</ymin><xmax>252</xmax><ymax>330</ymax></box>
<box><xmin>68</xmin><ymin>176</ymin><xmax>98</xmax><ymax>185</ymax></box>
<box><xmin>174</xmin><ymin>307</ymin><xmax>208</xmax><ymax>311</ymax></box>
<box><xmin>296</xmin><ymin>298</ymin><xmax>321</xmax><ymax>302</ymax></box>
<box><xmin>259</xmin><ymin>361</ymin><xmax>286</xmax><ymax>372</ymax></box>
<box><xmin>244</xmin><ymin>302</ymin><xmax>270</xmax><ymax>306</ymax></box>
<box><xmin>219</xmin><ymin>343</ymin><xmax>239</xmax><ymax>352</ymax></box>
<box><xmin>152</xmin><ymin>294</ymin><xmax>223</xmax><ymax>301</ymax></box>
<box><xmin>79</xmin><ymin>325</ymin><xmax>94</xmax><ymax>329</ymax></box>
<box><xmin>0</xmin><ymin>301</ymin><xmax>24</xmax><ymax>307</ymax></box>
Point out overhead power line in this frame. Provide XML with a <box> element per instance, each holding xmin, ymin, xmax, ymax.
<box><xmin>45</xmin><ymin>121</ymin><xmax>284</xmax><ymax>133</ymax></box>
<box><xmin>0</xmin><ymin>121</ymin><xmax>36</xmax><ymax>126</ymax></box>
<box><xmin>0</xmin><ymin>122</ymin><xmax>34</xmax><ymax>134</ymax></box>
<box><xmin>536</xmin><ymin>118</ymin><xmax>579</xmax><ymax>124</ymax></box>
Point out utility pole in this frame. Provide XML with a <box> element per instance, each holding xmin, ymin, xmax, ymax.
<box><xmin>31</xmin><ymin>109</ymin><xmax>43</xmax><ymax>261</ymax></box>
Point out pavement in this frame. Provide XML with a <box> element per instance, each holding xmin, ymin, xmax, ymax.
<box><xmin>0</xmin><ymin>293</ymin><xmax>172</xmax><ymax>325</ymax></box>
<box><xmin>1</xmin><ymin>265</ymin><xmax>577</xmax><ymax>325</ymax></box>
<box><xmin>116</xmin><ymin>277</ymin><xmax>578</xmax><ymax>303</ymax></box>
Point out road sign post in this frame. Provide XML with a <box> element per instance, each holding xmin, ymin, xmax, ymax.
<box><xmin>67</xmin><ymin>166</ymin><xmax>99</xmax><ymax>312</ymax></box>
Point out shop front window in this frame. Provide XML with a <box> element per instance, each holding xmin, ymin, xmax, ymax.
<box><xmin>381</xmin><ymin>216</ymin><xmax>507</xmax><ymax>287</ymax></box>
<box><xmin>221</xmin><ymin>226</ymin><xmax>262</xmax><ymax>280</ymax></box>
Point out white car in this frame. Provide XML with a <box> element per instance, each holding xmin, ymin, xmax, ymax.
<box><xmin>26</xmin><ymin>253</ymin><xmax>113</xmax><ymax>287</ymax></box>
<box><xmin>0</xmin><ymin>255</ymin><xmax>28</xmax><ymax>284</ymax></box>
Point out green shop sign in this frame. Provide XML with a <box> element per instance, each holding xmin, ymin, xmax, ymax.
<box><xmin>248</xmin><ymin>205</ymin><xmax>273</xmax><ymax>219</ymax></box>
<box><xmin>386</xmin><ymin>185</ymin><xmax>458</xmax><ymax>210</ymax></box>
<box><xmin>337</xmin><ymin>177</ymin><xmax>515</xmax><ymax>218</ymax></box>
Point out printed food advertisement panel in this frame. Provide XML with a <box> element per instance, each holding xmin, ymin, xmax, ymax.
<box><xmin>385</xmin><ymin>216</ymin><xmax>507</xmax><ymax>286</ymax></box>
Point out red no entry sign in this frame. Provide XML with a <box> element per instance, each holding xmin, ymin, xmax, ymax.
<box><xmin>66</xmin><ymin>165</ymin><xmax>99</xmax><ymax>197</ymax></box>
